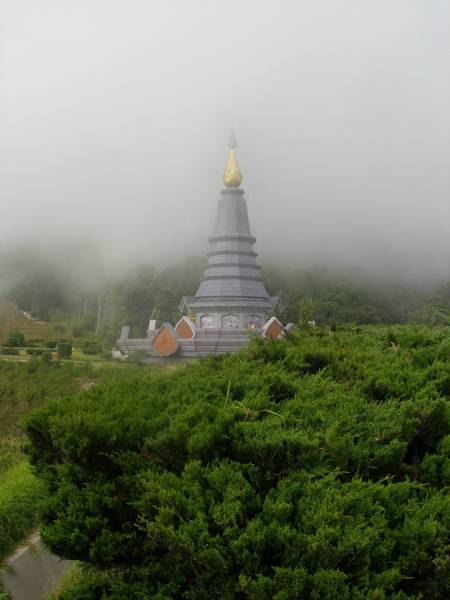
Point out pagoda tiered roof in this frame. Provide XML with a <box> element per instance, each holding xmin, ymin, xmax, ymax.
<box><xmin>184</xmin><ymin>136</ymin><xmax>280</xmax><ymax>315</ymax></box>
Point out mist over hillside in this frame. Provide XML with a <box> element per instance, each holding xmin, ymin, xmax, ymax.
<box><xmin>1</xmin><ymin>0</ymin><xmax>449</xmax><ymax>283</ymax></box>
<box><xmin>0</xmin><ymin>5</ymin><xmax>449</xmax><ymax>597</ymax></box>
<box><xmin>1</xmin><ymin>242</ymin><xmax>449</xmax><ymax>348</ymax></box>
<box><xmin>0</xmin><ymin>1</ymin><xmax>448</xmax><ymax>344</ymax></box>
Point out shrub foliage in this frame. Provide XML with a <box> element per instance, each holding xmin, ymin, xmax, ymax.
<box><xmin>57</xmin><ymin>342</ymin><xmax>73</xmax><ymax>359</ymax></box>
<box><xmin>25</xmin><ymin>326</ymin><xmax>450</xmax><ymax>599</ymax></box>
<box><xmin>6</xmin><ymin>330</ymin><xmax>25</xmax><ymax>347</ymax></box>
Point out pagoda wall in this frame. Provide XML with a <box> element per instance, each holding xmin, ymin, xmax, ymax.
<box><xmin>116</xmin><ymin>328</ymin><xmax>263</xmax><ymax>362</ymax></box>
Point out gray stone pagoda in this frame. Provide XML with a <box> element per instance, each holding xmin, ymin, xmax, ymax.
<box><xmin>115</xmin><ymin>135</ymin><xmax>285</xmax><ymax>361</ymax></box>
<box><xmin>179</xmin><ymin>132</ymin><xmax>281</xmax><ymax>330</ymax></box>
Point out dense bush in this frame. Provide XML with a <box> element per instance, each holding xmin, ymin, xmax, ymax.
<box><xmin>25</xmin><ymin>326</ymin><xmax>450</xmax><ymax>599</ymax></box>
<box><xmin>0</xmin><ymin>348</ymin><xmax>19</xmax><ymax>356</ymax></box>
<box><xmin>57</xmin><ymin>342</ymin><xmax>73</xmax><ymax>359</ymax></box>
<box><xmin>43</xmin><ymin>340</ymin><xmax>58</xmax><ymax>349</ymax></box>
<box><xmin>79</xmin><ymin>340</ymin><xmax>102</xmax><ymax>355</ymax></box>
<box><xmin>25</xmin><ymin>347</ymin><xmax>45</xmax><ymax>356</ymax></box>
<box><xmin>6</xmin><ymin>330</ymin><xmax>25</xmax><ymax>347</ymax></box>
<box><xmin>128</xmin><ymin>348</ymin><xmax>149</xmax><ymax>364</ymax></box>
<box><xmin>0</xmin><ymin>359</ymin><xmax>150</xmax><ymax>570</ymax></box>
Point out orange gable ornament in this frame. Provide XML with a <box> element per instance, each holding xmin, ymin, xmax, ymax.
<box><xmin>175</xmin><ymin>316</ymin><xmax>196</xmax><ymax>339</ymax></box>
<box><xmin>262</xmin><ymin>317</ymin><xmax>284</xmax><ymax>340</ymax></box>
<box><xmin>152</xmin><ymin>324</ymin><xmax>180</xmax><ymax>357</ymax></box>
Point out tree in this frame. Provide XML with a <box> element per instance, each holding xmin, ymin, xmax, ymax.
<box><xmin>410</xmin><ymin>296</ymin><xmax>450</xmax><ymax>326</ymax></box>
<box><xmin>297</xmin><ymin>297</ymin><xmax>315</xmax><ymax>328</ymax></box>
<box><xmin>7</xmin><ymin>330</ymin><xmax>25</xmax><ymax>347</ymax></box>
<box><xmin>57</xmin><ymin>342</ymin><xmax>72</xmax><ymax>359</ymax></box>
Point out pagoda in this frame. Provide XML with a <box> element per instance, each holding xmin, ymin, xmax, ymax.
<box><xmin>116</xmin><ymin>135</ymin><xmax>285</xmax><ymax>361</ymax></box>
<box><xmin>179</xmin><ymin>133</ymin><xmax>281</xmax><ymax>329</ymax></box>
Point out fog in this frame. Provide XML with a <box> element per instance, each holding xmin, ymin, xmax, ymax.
<box><xmin>1</xmin><ymin>0</ymin><xmax>449</xmax><ymax>283</ymax></box>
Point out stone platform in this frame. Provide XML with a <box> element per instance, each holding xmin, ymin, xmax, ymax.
<box><xmin>115</xmin><ymin>317</ymin><xmax>286</xmax><ymax>362</ymax></box>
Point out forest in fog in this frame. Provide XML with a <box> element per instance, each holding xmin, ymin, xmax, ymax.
<box><xmin>1</xmin><ymin>245</ymin><xmax>449</xmax><ymax>349</ymax></box>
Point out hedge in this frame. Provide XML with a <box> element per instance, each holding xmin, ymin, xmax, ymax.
<box><xmin>25</xmin><ymin>326</ymin><xmax>450</xmax><ymax>598</ymax></box>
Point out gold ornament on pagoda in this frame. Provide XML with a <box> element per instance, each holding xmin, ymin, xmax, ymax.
<box><xmin>223</xmin><ymin>148</ymin><xmax>243</xmax><ymax>187</ymax></box>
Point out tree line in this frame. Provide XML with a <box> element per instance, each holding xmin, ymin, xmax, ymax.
<box><xmin>1</xmin><ymin>248</ymin><xmax>449</xmax><ymax>349</ymax></box>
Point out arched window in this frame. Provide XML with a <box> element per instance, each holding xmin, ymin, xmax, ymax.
<box><xmin>222</xmin><ymin>314</ymin><xmax>240</xmax><ymax>329</ymax></box>
<box><xmin>200</xmin><ymin>314</ymin><xmax>215</xmax><ymax>329</ymax></box>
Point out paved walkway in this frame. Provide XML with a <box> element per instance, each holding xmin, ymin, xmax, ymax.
<box><xmin>0</xmin><ymin>533</ymin><xmax>72</xmax><ymax>600</ymax></box>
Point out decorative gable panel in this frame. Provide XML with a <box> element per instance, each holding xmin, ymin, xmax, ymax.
<box><xmin>175</xmin><ymin>316</ymin><xmax>196</xmax><ymax>339</ymax></box>
<box><xmin>152</xmin><ymin>324</ymin><xmax>180</xmax><ymax>356</ymax></box>
<box><xmin>262</xmin><ymin>317</ymin><xmax>284</xmax><ymax>340</ymax></box>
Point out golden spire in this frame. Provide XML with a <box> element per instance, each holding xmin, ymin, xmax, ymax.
<box><xmin>223</xmin><ymin>131</ymin><xmax>243</xmax><ymax>187</ymax></box>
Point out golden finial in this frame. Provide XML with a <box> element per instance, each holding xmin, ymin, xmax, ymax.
<box><xmin>223</xmin><ymin>131</ymin><xmax>243</xmax><ymax>187</ymax></box>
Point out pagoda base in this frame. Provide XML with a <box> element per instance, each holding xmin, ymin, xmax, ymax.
<box><xmin>115</xmin><ymin>318</ymin><xmax>286</xmax><ymax>363</ymax></box>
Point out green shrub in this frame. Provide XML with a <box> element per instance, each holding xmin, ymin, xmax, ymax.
<box><xmin>0</xmin><ymin>436</ymin><xmax>22</xmax><ymax>475</ymax></box>
<box><xmin>71</xmin><ymin>324</ymin><xmax>85</xmax><ymax>338</ymax></box>
<box><xmin>1</xmin><ymin>348</ymin><xmax>20</xmax><ymax>356</ymax></box>
<box><xmin>27</xmin><ymin>358</ymin><xmax>39</xmax><ymax>373</ymax></box>
<box><xmin>40</xmin><ymin>351</ymin><xmax>53</xmax><ymax>364</ymax></box>
<box><xmin>57</xmin><ymin>342</ymin><xmax>73</xmax><ymax>359</ymax></box>
<box><xmin>43</xmin><ymin>340</ymin><xmax>58</xmax><ymax>349</ymax></box>
<box><xmin>24</xmin><ymin>326</ymin><xmax>450</xmax><ymax>598</ymax></box>
<box><xmin>0</xmin><ymin>586</ymin><xmax>11</xmax><ymax>600</ymax></box>
<box><xmin>46</xmin><ymin>564</ymin><xmax>94</xmax><ymax>600</ymax></box>
<box><xmin>128</xmin><ymin>349</ymin><xmax>149</xmax><ymax>364</ymax></box>
<box><xmin>0</xmin><ymin>463</ymin><xmax>45</xmax><ymax>559</ymax></box>
<box><xmin>6</xmin><ymin>330</ymin><xmax>25</xmax><ymax>348</ymax></box>
<box><xmin>25</xmin><ymin>348</ymin><xmax>44</xmax><ymax>356</ymax></box>
<box><xmin>79</xmin><ymin>340</ymin><xmax>102</xmax><ymax>355</ymax></box>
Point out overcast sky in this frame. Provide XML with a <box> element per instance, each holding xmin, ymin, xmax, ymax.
<box><xmin>1</xmin><ymin>0</ymin><xmax>449</xmax><ymax>281</ymax></box>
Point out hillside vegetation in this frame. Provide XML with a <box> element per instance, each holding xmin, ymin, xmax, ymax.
<box><xmin>0</xmin><ymin>361</ymin><xmax>97</xmax><ymax>441</ymax></box>
<box><xmin>0</xmin><ymin>360</ymin><xmax>152</xmax><ymax>564</ymax></box>
<box><xmin>0</xmin><ymin>301</ymin><xmax>63</xmax><ymax>345</ymax></box>
<box><xmin>2</xmin><ymin>248</ymin><xmax>449</xmax><ymax>350</ymax></box>
<box><xmin>25</xmin><ymin>325</ymin><xmax>450</xmax><ymax>599</ymax></box>
<box><xmin>0</xmin><ymin>361</ymin><xmax>94</xmax><ymax>564</ymax></box>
